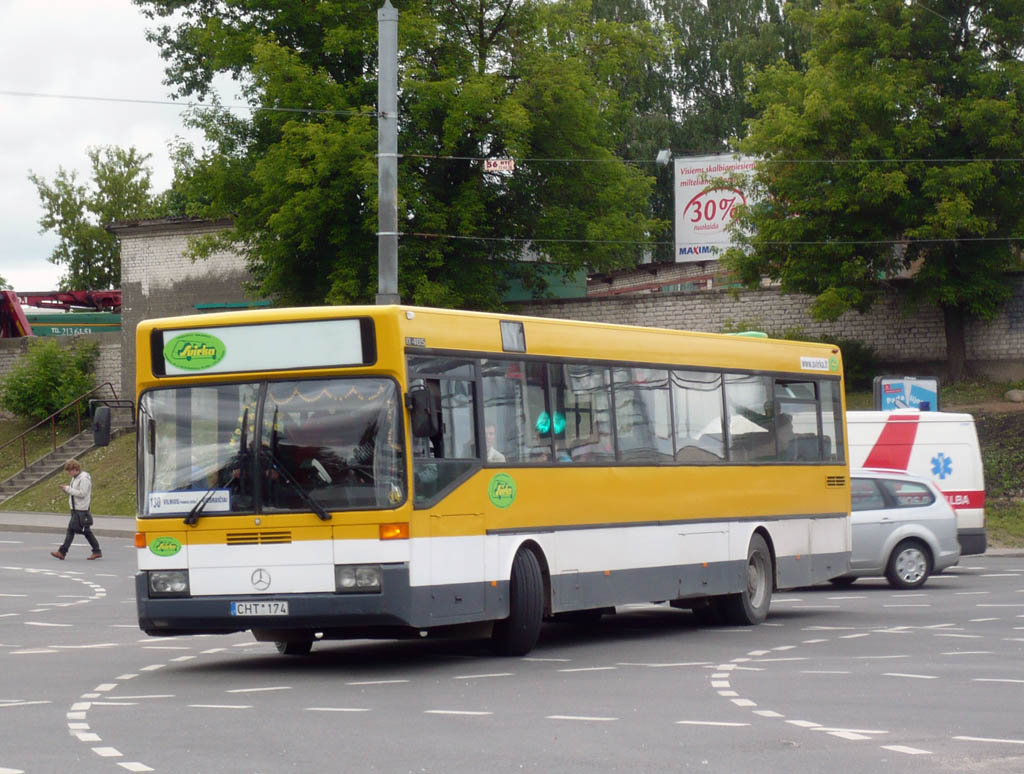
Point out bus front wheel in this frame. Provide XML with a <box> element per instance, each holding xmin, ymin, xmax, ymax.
<box><xmin>721</xmin><ymin>533</ymin><xmax>772</xmax><ymax>626</ymax></box>
<box><xmin>491</xmin><ymin>548</ymin><xmax>544</xmax><ymax>656</ymax></box>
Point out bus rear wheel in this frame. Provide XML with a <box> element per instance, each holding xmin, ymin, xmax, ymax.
<box><xmin>491</xmin><ymin>548</ymin><xmax>544</xmax><ymax>656</ymax></box>
<box><xmin>720</xmin><ymin>533</ymin><xmax>772</xmax><ymax>626</ymax></box>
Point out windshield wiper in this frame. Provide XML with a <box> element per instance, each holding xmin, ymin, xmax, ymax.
<box><xmin>262</xmin><ymin>447</ymin><xmax>332</xmax><ymax>521</ymax></box>
<box><xmin>183</xmin><ymin>486</ymin><xmax>220</xmax><ymax>527</ymax></box>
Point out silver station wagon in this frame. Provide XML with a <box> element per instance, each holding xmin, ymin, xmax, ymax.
<box><xmin>831</xmin><ymin>470</ymin><xmax>962</xmax><ymax>589</ymax></box>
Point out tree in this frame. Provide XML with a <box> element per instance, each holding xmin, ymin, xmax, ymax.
<box><xmin>0</xmin><ymin>274</ymin><xmax>9</xmax><ymax>290</ymax></box>
<box><xmin>137</xmin><ymin>0</ymin><xmax>667</xmax><ymax>308</ymax></box>
<box><xmin>724</xmin><ymin>0</ymin><xmax>1024</xmax><ymax>380</ymax></box>
<box><xmin>0</xmin><ymin>338</ymin><xmax>98</xmax><ymax>422</ymax></box>
<box><xmin>30</xmin><ymin>146</ymin><xmax>161</xmax><ymax>290</ymax></box>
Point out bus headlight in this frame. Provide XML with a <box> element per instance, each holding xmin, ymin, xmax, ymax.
<box><xmin>335</xmin><ymin>565</ymin><xmax>381</xmax><ymax>593</ymax></box>
<box><xmin>148</xmin><ymin>570</ymin><xmax>190</xmax><ymax>597</ymax></box>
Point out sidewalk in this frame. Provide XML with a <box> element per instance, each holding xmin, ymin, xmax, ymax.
<box><xmin>0</xmin><ymin>510</ymin><xmax>136</xmax><ymax>538</ymax></box>
<box><xmin>1</xmin><ymin>509</ymin><xmax>1022</xmax><ymax>556</ymax></box>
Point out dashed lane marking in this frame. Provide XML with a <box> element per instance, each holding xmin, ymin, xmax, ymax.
<box><xmin>953</xmin><ymin>735</ymin><xmax>1024</xmax><ymax>746</ymax></box>
<box><xmin>882</xmin><ymin>673</ymin><xmax>938</xmax><ymax>680</ymax></box>
<box><xmin>546</xmin><ymin>715</ymin><xmax>618</xmax><ymax>722</ymax></box>
<box><xmin>972</xmin><ymin>678</ymin><xmax>1024</xmax><ymax>684</ymax></box>
<box><xmin>677</xmin><ymin>720</ymin><xmax>750</xmax><ymax>727</ymax></box>
<box><xmin>226</xmin><ymin>686</ymin><xmax>291</xmax><ymax>694</ymax></box>
<box><xmin>453</xmin><ymin>673</ymin><xmax>512</xmax><ymax>680</ymax></box>
<box><xmin>306</xmin><ymin>707</ymin><xmax>371</xmax><ymax>713</ymax></box>
<box><xmin>345</xmin><ymin>679</ymin><xmax>409</xmax><ymax>686</ymax></box>
<box><xmin>424</xmin><ymin>710</ymin><xmax>493</xmax><ymax>716</ymax></box>
<box><xmin>881</xmin><ymin>745</ymin><xmax>931</xmax><ymax>755</ymax></box>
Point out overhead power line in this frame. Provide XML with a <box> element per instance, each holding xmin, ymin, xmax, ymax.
<box><xmin>0</xmin><ymin>89</ymin><xmax>370</xmax><ymax>118</ymax></box>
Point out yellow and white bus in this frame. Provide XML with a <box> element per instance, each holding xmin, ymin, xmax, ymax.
<box><xmin>127</xmin><ymin>305</ymin><xmax>851</xmax><ymax>656</ymax></box>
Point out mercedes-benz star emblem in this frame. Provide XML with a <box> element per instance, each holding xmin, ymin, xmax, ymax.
<box><xmin>251</xmin><ymin>568</ymin><xmax>271</xmax><ymax>591</ymax></box>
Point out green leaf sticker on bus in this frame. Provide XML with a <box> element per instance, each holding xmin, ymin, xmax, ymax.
<box><xmin>829</xmin><ymin>356</ymin><xmax>839</xmax><ymax>372</ymax></box>
<box><xmin>488</xmin><ymin>473</ymin><xmax>517</xmax><ymax>509</ymax></box>
<box><xmin>164</xmin><ymin>332</ymin><xmax>226</xmax><ymax>371</ymax></box>
<box><xmin>149</xmin><ymin>536</ymin><xmax>182</xmax><ymax>557</ymax></box>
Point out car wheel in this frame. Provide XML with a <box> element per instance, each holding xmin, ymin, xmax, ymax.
<box><xmin>885</xmin><ymin>539</ymin><xmax>931</xmax><ymax>589</ymax></box>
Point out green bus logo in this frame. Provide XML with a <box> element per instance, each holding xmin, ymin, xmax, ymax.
<box><xmin>149</xmin><ymin>536</ymin><xmax>182</xmax><ymax>557</ymax></box>
<box><xmin>164</xmin><ymin>332</ymin><xmax>226</xmax><ymax>371</ymax></box>
<box><xmin>488</xmin><ymin>473</ymin><xmax>517</xmax><ymax>509</ymax></box>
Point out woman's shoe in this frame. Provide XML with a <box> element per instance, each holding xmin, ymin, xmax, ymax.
<box><xmin>87</xmin><ymin>552</ymin><xmax>102</xmax><ymax>560</ymax></box>
<box><xmin>50</xmin><ymin>551</ymin><xmax>65</xmax><ymax>560</ymax></box>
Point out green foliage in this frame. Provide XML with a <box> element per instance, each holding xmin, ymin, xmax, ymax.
<box><xmin>136</xmin><ymin>1</ymin><xmax>692</xmax><ymax>308</ymax></box>
<box><xmin>0</xmin><ymin>274</ymin><xmax>9</xmax><ymax>290</ymax></box>
<box><xmin>974</xmin><ymin>412</ymin><xmax>1024</xmax><ymax>500</ymax></box>
<box><xmin>725</xmin><ymin>1</ymin><xmax>1024</xmax><ymax>378</ymax></box>
<box><xmin>0</xmin><ymin>339</ymin><xmax>99</xmax><ymax>422</ymax></box>
<box><xmin>29</xmin><ymin>146</ymin><xmax>164</xmax><ymax>290</ymax></box>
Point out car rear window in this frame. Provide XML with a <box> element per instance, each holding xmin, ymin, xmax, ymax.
<box><xmin>879</xmin><ymin>479</ymin><xmax>935</xmax><ymax>508</ymax></box>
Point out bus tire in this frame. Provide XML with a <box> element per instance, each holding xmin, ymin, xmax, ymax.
<box><xmin>885</xmin><ymin>539</ymin><xmax>931</xmax><ymax>590</ymax></box>
<box><xmin>721</xmin><ymin>533</ymin><xmax>772</xmax><ymax>626</ymax></box>
<box><xmin>491</xmin><ymin>549</ymin><xmax>544</xmax><ymax>656</ymax></box>
<box><xmin>275</xmin><ymin>639</ymin><xmax>313</xmax><ymax>656</ymax></box>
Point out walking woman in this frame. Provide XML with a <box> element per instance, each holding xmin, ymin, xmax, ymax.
<box><xmin>50</xmin><ymin>459</ymin><xmax>102</xmax><ymax>560</ymax></box>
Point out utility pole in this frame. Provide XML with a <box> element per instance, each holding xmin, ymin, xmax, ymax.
<box><xmin>376</xmin><ymin>0</ymin><xmax>400</xmax><ymax>304</ymax></box>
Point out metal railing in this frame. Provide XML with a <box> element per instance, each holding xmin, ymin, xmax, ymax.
<box><xmin>0</xmin><ymin>382</ymin><xmax>123</xmax><ymax>479</ymax></box>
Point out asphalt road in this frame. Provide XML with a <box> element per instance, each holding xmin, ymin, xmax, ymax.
<box><xmin>2</xmin><ymin>531</ymin><xmax>1023</xmax><ymax>774</ymax></box>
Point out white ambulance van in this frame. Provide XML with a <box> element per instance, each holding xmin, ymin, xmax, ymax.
<box><xmin>847</xmin><ymin>410</ymin><xmax>986</xmax><ymax>555</ymax></box>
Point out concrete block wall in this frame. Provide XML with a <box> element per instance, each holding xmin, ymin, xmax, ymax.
<box><xmin>516</xmin><ymin>274</ymin><xmax>1024</xmax><ymax>380</ymax></box>
<box><xmin>112</xmin><ymin>218</ymin><xmax>251</xmax><ymax>400</ymax></box>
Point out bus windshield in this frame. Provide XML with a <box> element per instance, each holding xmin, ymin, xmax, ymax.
<box><xmin>138</xmin><ymin>378</ymin><xmax>406</xmax><ymax>517</ymax></box>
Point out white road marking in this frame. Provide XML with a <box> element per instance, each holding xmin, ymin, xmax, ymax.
<box><xmin>11</xmin><ymin>649</ymin><xmax>58</xmax><ymax>655</ymax></box>
<box><xmin>954</xmin><ymin>735</ymin><xmax>1024</xmax><ymax>745</ymax></box>
<box><xmin>454</xmin><ymin>672</ymin><xmax>513</xmax><ymax>680</ymax></box>
<box><xmin>92</xmin><ymin>747</ymin><xmax>123</xmax><ymax>757</ymax></box>
<box><xmin>677</xmin><ymin>720</ymin><xmax>749</xmax><ymax>727</ymax></box>
<box><xmin>942</xmin><ymin>651</ymin><xmax>991</xmax><ymax>656</ymax></box>
<box><xmin>980</xmin><ymin>573</ymin><xmax>1020</xmax><ymax>578</ymax></box>
<box><xmin>226</xmin><ymin>686</ymin><xmax>291</xmax><ymax>693</ymax></box>
<box><xmin>139</xmin><ymin>665</ymin><xmax>164</xmax><ymax>672</ymax></box>
<box><xmin>753</xmin><ymin>710</ymin><xmax>784</xmax><ymax>718</ymax></box>
<box><xmin>801</xmin><ymin>670</ymin><xmax>850</xmax><ymax>675</ymax></box>
<box><xmin>752</xmin><ymin>657</ymin><xmax>808</xmax><ymax>663</ymax></box>
<box><xmin>0</xmin><ymin>594</ymin><xmax>27</xmax><ymax>597</ymax></box>
<box><xmin>772</xmin><ymin>645</ymin><xmax>796</xmax><ymax>651</ymax></box>
<box><xmin>71</xmin><ymin>702</ymin><xmax>91</xmax><ymax>711</ymax></box>
<box><xmin>827</xmin><ymin>731</ymin><xmax>871</xmax><ymax>740</ymax></box>
<box><xmin>969</xmin><ymin>617</ymin><xmax>999</xmax><ymax>622</ymax></box>
<box><xmin>424</xmin><ymin>710</ymin><xmax>493</xmax><ymax>716</ymax></box>
<box><xmin>840</xmin><ymin>633</ymin><xmax>871</xmax><ymax>639</ymax></box>
<box><xmin>710</xmin><ymin>680</ymin><xmax>731</xmax><ymax>688</ymax></box>
<box><xmin>24</xmin><ymin>621</ymin><xmax>72</xmax><ymax>627</ymax></box>
<box><xmin>50</xmin><ymin>643</ymin><xmax>119</xmax><ymax>650</ymax></box>
<box><xmin>786</xmin><ymin>720</ymin><xmax>821</xmax><ymax>728</ymax></box>
<box><xmin>883</xmin><ymin>604</ymin><xmax>930</xmax><ymax>608</ymax></box>
<box><xmin>115</xmin><ymin>674</ymin><xmax>138</xmax><ymax>680</ymax></box>
<box><xmin>731</xmin><ymin>699</ymin><xmax>757</xmax><ymax>707</ymax></box>
<box><xmin>856</xmin><ymin>655</ymin><xmax>908</xmax><ymax>660</ymax></box>
<box><xmin>345</xmin><ymin>679</ymin><xmax>409</xmax><ymax>686</ymax></box>
<box><xmin>107</xmin><ymin>695</ymin><xmax>174</xmax><ymax>700</ymax></box>
<box><xmin>187</xmin><ymin>704</ymin><xmax>252</xmax><ymax>709</ymax></box>
<box><xmin>117</xmin><ymin>763</ymin><xmax>155</xmax><ymax>772</ymax></box>
<box><xmin>75</xmin><ymin>732</ymin><xmax>102</xmax><ymax>742</ymax></box>
<box><xmin>935</xmin><ymin>633</ymin><xmax>982</xmax><ymax>639</ymax></box>
<box><xmin>0</xmin><ymin>700</ymin><xmax>51</xmax><ymax>708</ymax></box>
<box><xmin>717</xmin><ymin>690</ymin><xmax>738</xmax><ymax>697</ymax></box>
<box><xmin>883</xmin><ymin>673</ymin><xmax>938</xmax><ymax>680</ymax></box>
<box><xmin>881</xmin><ymin>745</ymin><xmax>931</xmax><ymax>755</ymax></box>
<box><xmin>546</xmin><ymin>715</ymin><xmax>617</xmax><ymax>722</ymax></box>
<box><xmin>0</xmin><ymin>767</ymin><xmax>25</xmax><ymax>773</ymax></box>
<box><xmin>171</xmin><ymin>656</ymin><xmax>197</xmax><ymax>662</ymax></box>
<box><xmin>558</xmin><ymin>667</ymin><xmax>616</xmax><ymax>673</ymax></box>
<box><xmin>305</xmin><ymin>707</ymin><xmax>371</xmax><ymax>713</ymax></box>
<box><xmin>521</xmin><ymin>657</ymin><xmax>571</xmax><ymax>662</ymax></box>
<box><xmin>617</xmin><ymin>662</ymin><xmax>710</xmax><ymax>668</ymax></box>
<box><xmin>801</xmin><ymin>639</ymin><xmax>829</xmax><ymax>644</ymax></box>
<box><xmin>973</xmin><ymin>678</ymin><xmax>1024</xmax><ymax>684</ymax></box>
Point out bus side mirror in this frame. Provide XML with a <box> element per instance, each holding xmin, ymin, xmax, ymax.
<box><xmin>92</xmin><ymin>405</ymin><xmax>111</xmax><ymax>447</ymax></box>
<box><xmin>406</xmin><ymin>382</ymin><xmax>441</xmax><ymax>438</ymax></box>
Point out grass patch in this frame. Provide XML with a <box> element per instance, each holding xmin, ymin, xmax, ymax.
<box><xmin>986</xmin><ymin>501</ymin><xmax>1024</xmax><ymax>548</ymax></box>
<box><xmin>2</xmin><ymin>430</ymin><xmax>137</xmax><ymax>517</ymax></box>
<box><xmin>0</xmin><ymin>419</ymin><xmax>81</xmax><ymax>482</ymax></box>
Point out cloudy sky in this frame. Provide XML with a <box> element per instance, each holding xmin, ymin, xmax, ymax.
<box><xmin>0</xmin><ymin>0</ymin><xmax>225</xmax><ymax>292</ymax></box>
